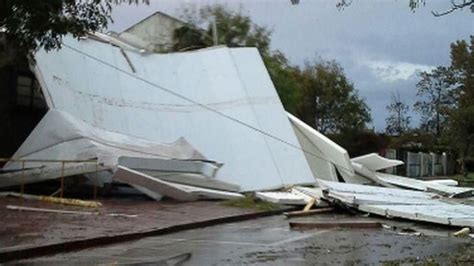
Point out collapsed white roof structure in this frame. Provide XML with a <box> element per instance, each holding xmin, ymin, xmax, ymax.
<box><xmin>1</xmin><ymin>110</ymin><xmax>211</xmax><ymax>188</ymax></box>
<box><xmin>1</xmin><ymin>30</ymin><xmax>473</xmax><ymax>227</ymax></box>
<box><xmin>10</xmin><ymin>35</ymin><xmax>316</xmax><ymax>192</ymax></box>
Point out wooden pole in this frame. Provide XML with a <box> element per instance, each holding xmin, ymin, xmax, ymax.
<box><xmin>93</xmin><ymin>162</ymin><xmax>98</xmax><ymax>199</ymax></box>
<box><xmin>20</xmin><ymin>160</ymin><xmax>25</xmax><ymax>200</ymax></box>
<box><xmin>60</xmin><ymin>161</ymin><xmax>65</xmax><ymax>198</ymax></box>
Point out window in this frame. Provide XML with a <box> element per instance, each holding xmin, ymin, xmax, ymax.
<box><xmin>15</xmin><ymin>73</ymin><xmax>46</xmax><ymax>110</ymax></box>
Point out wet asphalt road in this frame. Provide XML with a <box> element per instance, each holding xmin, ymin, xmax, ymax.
<box><xmin>18</xmin><ymin>212</ymin><xmax>472</xmax><ymax>265</ymax></box>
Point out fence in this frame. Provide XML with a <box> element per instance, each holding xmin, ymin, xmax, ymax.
<box><xmin>383</xmin><ymin>149</ymin><xmax>455</xmax><ymax>177</ymax></box>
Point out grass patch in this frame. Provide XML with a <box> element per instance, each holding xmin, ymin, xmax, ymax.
<box><xmin>452</xmin><ymin>172</ymin><xmax>474</xmax><ymax>185</ymax></box>
<box><xmin>221</xmin><ymin>194</ymin><xmax>282</xmax><ymax>211</ymax></box>
<box><xmin>462</xmin><ymin>172</ymin><xmax>474</xmax><ymax>180</ymax></box>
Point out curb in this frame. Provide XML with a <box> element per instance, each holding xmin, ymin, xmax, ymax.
<box><xmin>0</xmin><ymin>206</ymin><xmax>296</xmax><ymax>263</ymax></box>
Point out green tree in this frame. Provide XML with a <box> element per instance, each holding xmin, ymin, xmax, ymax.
<box><xmin>409</xmin><ymin>0</ymin><xmax>474</xmax><ymax>16</ymax></box>
<box><xmin>330</xmin><ymin>130</ymin><xmax>388</xmax><ymax>157</ymax></box>
<box><xmin>385</xmin><ymin>91</ymin><xmax>411</xmax><ymax>136</ymax></box>
<box><xmin>335</xmin><ymin>0</ymin><xmax>474</xmax><ymax>16</ymax></box>
<box><xmin>446</xmin><ymin>36</ymin><xmax>474</xmax><ymax>175</ymax></box>
<box><xmin>0</xmin><ymin>0</ymin><xmax>147</xmax><ymax>66</ymax></box>
<box><xmin>263</xmin><ymin>51</ymin><xmax>302</xmax><ymax>114</ymax></box>
<box><xmin>173</xmin><ymin>5</ymin><xmax>270</xmax><ymax>53</ymax></box>
<box><xmin>451</xmin><ymin>37</ymin><xmax>474</xmax><ymax>105</ymax></box>
<box><xmin>296</xmin><ymin>59</ymin><xmax>371</xmax><ymax>134</ymax></box>
<box><xmin>414</xmin><ymin>66</ymin><xmax>458</xmax><ymax>137</ymax></box>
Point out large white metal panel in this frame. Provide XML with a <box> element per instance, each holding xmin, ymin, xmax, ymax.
<box><xmin>32</xmin><ymin>37</ymin><xmax>315</xmax><ymax>191</ymax></box>
<box><xmin>320</xmin><ymin>180</ymin><xmax>474</xmax><ymax>227</ymax></box>
<box><xmin>114</xmin><ymin>166</ymin><xmax>243</xmax><ymax>201</ymax></box>
<box><xmin>318</xmin><ymin>180</ymin><xmax>437</xmax><ymax>199</ymax></box>
<box><xmin>359</xmin><ymin>204</ymin><xmax>474</xmax><ymax>227</ymax></box>
<box><xmin>351</xmin><ymin>153</ymin><xmax>404</xmax><ymax>171</ymax></box>
<box><xmin>255</xmin><ymin>191</ymin><xmax>310</xmax><ymax>205</ymax></box>
<box><xmin>289</xmin><ymin>114</ymin><xmax>338</xmax><ymax>182</ymax></box>
<box><xmin>287</xmin><ymin>113</ymin><xmax>371</xmax><ymax>184</ymax></box>
<box><xmin>376</xmin><ymin>172</ymin><xmax>473</xmax><ymax>198</ymax></box>
<box><xmin>327</xmin><ymin>190</ymin><xmax>439</xmax><ymax>205</ymax></box>
<box><xmin>229</xmin><ymin>49</ymin><xmax>315</xmax><ymax>187</ymax></box>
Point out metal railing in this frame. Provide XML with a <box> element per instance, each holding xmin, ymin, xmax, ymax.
<box><xmin>0</xmin><ymin>158</ymin><xmax>100</xmax><ymax>199</ymax></box>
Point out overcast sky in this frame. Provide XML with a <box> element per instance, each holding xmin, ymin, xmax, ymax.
<box><xmin>110</xmin><ymin>0</ymin><xmax>473</xmax><ymax>132</ymax></box>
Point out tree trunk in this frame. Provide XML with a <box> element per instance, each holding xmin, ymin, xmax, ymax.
<box><xmin>462</xmin><ymin>139</ymin><xmax>471</xmax><ymax>177</ymax></box>
<box><xmin>0</xmin><ymin>36</ymin><xmax>20</xmax><ymax>68</ymax></box>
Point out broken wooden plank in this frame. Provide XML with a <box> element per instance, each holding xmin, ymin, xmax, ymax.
<box><xmin>453</xmin><ymin>227</ymin><xmax>470</xmax><ymax>237</ymax></box>
<box><xmin>289</xmin><ymin>221</ymin><xmax>382</xmax><ymax>229</ymax></box>
<box><xmin>303</xmin><ymin>198</ymin><xmax>316</xmax><ymax>211</ymax></box>
<box><xmin>0</xmin><ymin>192</ymin><xmax>102</xmax><ymax>208</ymax></box>
<box><xmin>283</xmin><ymin>207</ymin><xmax>335</xmax><ymax>218</ymax></box>
<box><xmin>6</xmin><ymin>205</ymin><xmax>97</xmax><ymax>215</ymax></box>
<box><xmin>6</xmin><ymin>205</ymin><xmax>137</xmax><ymax>218</ymax></box>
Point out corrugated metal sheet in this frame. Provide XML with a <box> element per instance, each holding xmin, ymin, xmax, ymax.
<box><xmin>31</xmin><ymin>36</ymin><xmax>315</xmax><ymax>191</ymax></box>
